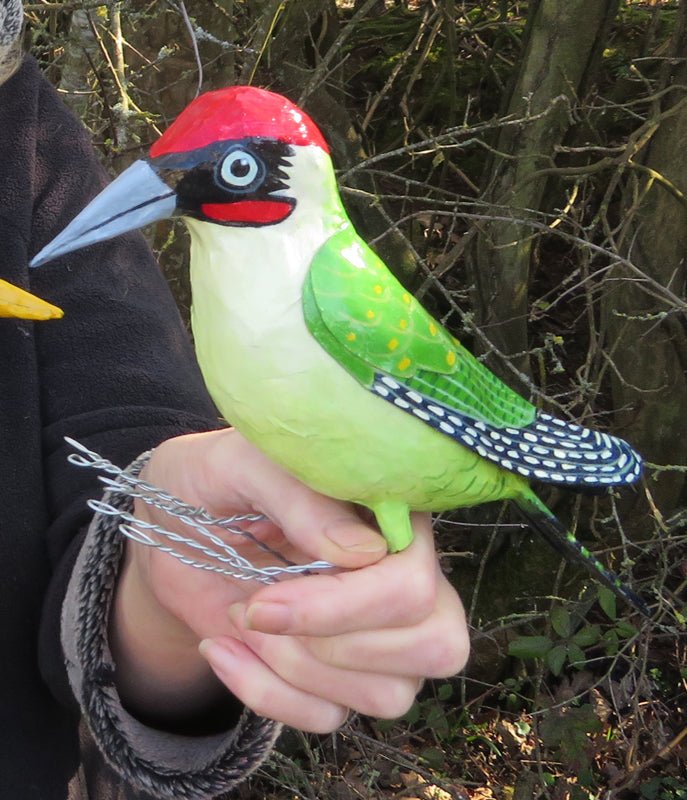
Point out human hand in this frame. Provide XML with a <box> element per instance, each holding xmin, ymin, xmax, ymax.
<box><xmin>109</xmin><ymin>428</ymin><xmax>469</xmax><ymax>733</ymax></box>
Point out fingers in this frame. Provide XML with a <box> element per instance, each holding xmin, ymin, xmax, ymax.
<box><xmin>202</xmin><ymin>554</ymin><xmax>469</xmax><ymax>730</ymax></box>
<box><xmin>228</xmin><ymin>567</ymin><xmax>468</xmax><ymax>682</ymax></box>
<box><xmin>242</xmin><ymin>512</ymin><xmax>438</xmax><ymax>637</ymax></box>
<box><xmin>260</xmin><ymin>492</ymin><xmax>388</xmax><ymax>569</ymax></box>
<box><xmin>136</xmin><ymin>430</ymin><xmax>470</xmax><ymax>735</ymax></box>
<box><xmin>199</xmin><ymin>634</ymin><xmax>420</xmax><ymax>732</ymax></box>
<box><xmin>297</xmin><ymin>572</ymin><xmax>469</xmax><ymax>679</ymax></box>
<box><xmin>199</xmin><ymin>637</ymin><xmax>349</xmax><ymax>733</ymax></box>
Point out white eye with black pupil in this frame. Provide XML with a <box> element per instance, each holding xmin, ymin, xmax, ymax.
<box><xmin>219</xmin><ymin>149</ymin><xmax>261</xmax><ymax>189</ymax></box>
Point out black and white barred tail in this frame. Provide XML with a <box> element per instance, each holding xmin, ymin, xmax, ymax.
<box><xmin>371</xmin><ymin>373</ymin><xmax>643</xmax><ymax>490</ymax></box>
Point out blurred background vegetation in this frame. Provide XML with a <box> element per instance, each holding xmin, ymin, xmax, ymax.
<box><xmin>24</xmin><ymin>1</ymin><xmax>687</xmax><ymax>796</ymax></box>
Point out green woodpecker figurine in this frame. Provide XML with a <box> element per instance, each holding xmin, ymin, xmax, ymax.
<box><xmin>31</xmin><ymin>87</ymin><xmax>648</xmax><ymax>614</ymax></box>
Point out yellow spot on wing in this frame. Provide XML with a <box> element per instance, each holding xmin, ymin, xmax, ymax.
<box><xmin>366</xmin><ymin>310</ymin><xmax>375</xmax><ymax>319</ymax></box>
<box><xmin>373</xmin><ymin>284</ymin><xmax>383</xmax><ymax>294</ymax></box>
<box><xmin>446</xmin><ymin>350</ymin><xmax>456</xmax><ymax>366</ymax></box>
<box><xmin>429</xmin><ymin>322</ymin><xmax>438</xmax><ymax>336</ymax></box>
<box><xmin>402</xmin><ymin>293</ymin><xmax>411</xmax><ymax>305</ymax></box>
<box><xmin>399</xmin><ymin>318</ymin><xmax>408</xmax><ymax>329</ymax></box>
<box><xmin>388</xmin><ymin>338</ymin><xmax>399</xmax><ymax>351</ymax></box>
<box><xmin>347</xmin><ymin>332</ymin><xmax>356</xmax><ymax>341</ymax></box>
<box><xmin>398</xmin><ymin>356</ymin><xmax>411</xmax><ymax>371</ymax></box>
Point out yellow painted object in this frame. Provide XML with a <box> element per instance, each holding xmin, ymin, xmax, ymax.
<box><xmin>0</xmin><ymin>278</ymin><xmax>63</xmax><ymax>320</ymax></box>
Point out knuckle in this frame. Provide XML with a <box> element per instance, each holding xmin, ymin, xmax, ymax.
<box><xmin>423</xmin><ymin>634</ymin><xmax>471</xmax><ymax>677</ymax></box>
<box><xmin>300</xmin><ymin>634</ymin><xmax>342</xmax><ymax>671</ymax></box>
<box><xmin>420</xmin><ymin>602</ymin><xmax>471</xmax><ymax>677</ymax></box>
<box><xmin>365</xmin><ymin>679</ymin><xmax>418</xmax><ymax>720</ymax></box>
<box><xmin>397</xmin><ymin>566</ymin><xmax>437</xmax><ymax>621</ymax></box>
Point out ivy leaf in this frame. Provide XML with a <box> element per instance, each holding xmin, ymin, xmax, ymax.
<box><xmin>547</xmin><ymin>644</ymin><xmax>568</xmax><ymax>675</ymax></box>
<box><xmin>572</xmin><ymin>624</ymin><xmax>601</xmax><ymax>648</ymax></box>
<box><xmin>419</xmin><ymin>746</ymin><xmax>445</xmax><ymax>771</ymax></box>
<box><xmin>551</xmin><ymin>604</ymin><xmax>572</xmax><ymax>638</ymax></box>
<box><xmin>598</xmin><ymin>586</ymin><xmax>617</xmax><ymax>620</ymax></box>
<box><xmin>615</xmin><ymin>619</ymin><xmax>639</xmax><ymax>638</ymax></box>
<box><xmin>437</xmin><ymin>683</ymin><xmax>454</xmax><ymax>701</ymax></box>
<box><xmin>566</xmin><ymin>643</ymin><xmax>586</xmax><ymax>668</ymax></box>
<box><xmin>508</xmin><ymin>636</ymin><xmax>553</xmax><ymax>660</ymax></box>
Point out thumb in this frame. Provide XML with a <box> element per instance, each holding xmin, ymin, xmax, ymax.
<box><xmin>251</xmin><ymin>485</ymin><xmax>388</xmax><ymax>569</ymax></box>
<box><xmin>192</xmin><ymin>429</ymin><xmax>390</xmax><ymax>567</ymax></box>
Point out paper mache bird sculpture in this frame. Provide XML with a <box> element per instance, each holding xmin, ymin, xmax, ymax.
<box><xmin>31</xmin><ymin>86</ymin><xmax>648</xmax><ymax>615</ymax></box>
<box><xmin>0</xmin><ymin>278</ymin><xmax>62</xmax><ymax>320</ymax></box>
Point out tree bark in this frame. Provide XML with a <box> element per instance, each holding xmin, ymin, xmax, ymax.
<box><xmin>601</xmin><ymin>0</ymin><xmax>687</xmax><ymax>517</ymax></box>
<box><xmin>471</xmin><ymin>0</ymin><xmax>619</xmax><ymax>384</ymax></box>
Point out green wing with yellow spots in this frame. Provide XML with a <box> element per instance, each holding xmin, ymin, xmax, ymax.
<box><xmin>303</xmin><ymin>227</ymin><xmax>535</xmax><ymax>429</ymax></box>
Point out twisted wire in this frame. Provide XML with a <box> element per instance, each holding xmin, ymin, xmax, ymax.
<box><xmin>65</xmin><ymin>437</ymin><xmax>334</xmax><ymax>583</ymax></box>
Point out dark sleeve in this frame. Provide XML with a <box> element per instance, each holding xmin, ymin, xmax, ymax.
<box><xmin>23</xmin><ymin>52</ymin><xmax>220</xmax><ymax>692</ymax></box>
<box><xmin>8</xmin><ymin>57</ymin><xmax>281</xmax><ymax>796</ymax></box>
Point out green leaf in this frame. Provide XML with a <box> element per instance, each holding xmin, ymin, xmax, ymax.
<box><xmin>402</xmin><ymin>702</ymin><xmax>421</xmax><ymax>725</ymax></box>
<box><xmin>640</xmin><ymin>776</ymin><xmax>662</xmax><ymax>800</ymax></box>
<box><xmin>571</xmin><ymin>777</ymin><xmax>594</xmax><ymax>797</ymax></box>
<box><xmin>508</xmin><ymin>635</ymin><xmax>553</xmax><ymax>660</ymax></box>
<box><xmin>419</xmin><ymin>746</ymin><xmax>445</xmax><ymax>771</ymax></box>
<box><xmin>374</xmin><ymin>718</ymin><xmax>397</xmax><ymax>734</ymax></box>
<box><xmin>598</xmin><ymin>586</ymin><xmax>617</xmax><ymax>620</ymax></box>
<box><xmin>551</xmin><ymin>604</ymin><xmax>572</xmax><ymax>638</ymax></box>
<box><xmin>615</xmin><ymin>619</ymin><xmax>639</xmax><ymax>639</ymax></box>
<box><xmin>573</xmin><ymin>624</ymin><xmax>601</xmax><ymax>648</ymax></box>
<box><xmin>602</xmin><ymin>628</ymin><xmax>620</xmax><ymax>657</ymax></box>
<box><xmin>547</xmin><ymin>644</ymin><xmax>568</xmax><ymax>675</ymax></box>
<box><xmin>566</xmin><ymin>643</ymin><xmax>586</xmax><ymax>668</ymax></box>
<box><xmin>438</xmin><ymin>682</ymin><xmax>454</xmax><ymax>701</ymax></box>
<box><xmin>426</xmin><ymin>704</ymin><xmax>450</xmax><ymax>738</ymax></box>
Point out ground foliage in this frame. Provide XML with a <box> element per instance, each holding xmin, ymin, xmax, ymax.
<box><xmin>24</xmin><ymin>0</ymin><xmax>687</xmax><ymax>796</ymax></box>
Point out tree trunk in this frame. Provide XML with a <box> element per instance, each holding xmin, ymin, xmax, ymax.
<box><xmin>601</xmin><ymin>0</ymin><xmax>687</xmax><ymax>518</ymax></box>
<box><xmin>471</xmin><ymin>0</ymin><xmax>619</xmax><ymax>384</ymax></box>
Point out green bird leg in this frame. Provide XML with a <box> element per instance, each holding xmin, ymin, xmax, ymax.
<box><xmin>372</xmin><ymin>501</ymin><xmax>414</xmax><ymax>552</ymax></box>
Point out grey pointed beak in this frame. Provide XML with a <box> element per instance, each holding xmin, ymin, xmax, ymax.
<box><xmin>30</xmin><ymin>160</ymin><xmax>177</xmax><ymax>268</ymax></box>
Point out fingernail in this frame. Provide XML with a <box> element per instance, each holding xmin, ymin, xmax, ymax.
<box><xmin>199</xmin><ymin>637</ymin><xmax>239</xmax><ymax>668</ymax></box>
<box><xmin>325</xmin><ymin>522</ymin><xmax>387</xmax><ymax>553</ymax></box>
<box><xmin>243</xmin><ymin>601</ymin><xmax>293</xmax><ymax>634</ymax></box>
<box><xmin>227</xmin><ymin>602</ymin><xmax>246</xmax><ymax>628</ymax></box>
